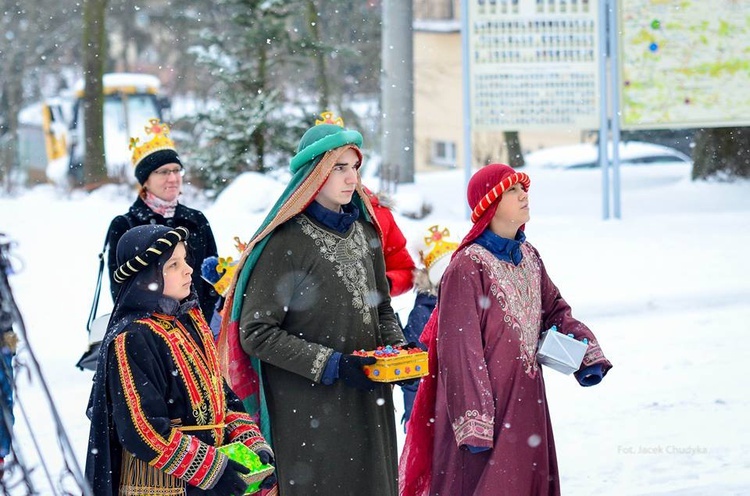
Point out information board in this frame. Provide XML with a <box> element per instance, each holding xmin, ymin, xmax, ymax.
<box><xmin>469</xmin><ymin>0</ymin><xmax>601</xmax><ymax>130</ymax></box>
<box><xmin>619</xmin><ymin>0</ymin><xmax>750</xmax><ymax>129</ymax></box>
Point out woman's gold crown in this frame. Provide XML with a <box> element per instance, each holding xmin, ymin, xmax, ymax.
<box><xmin>129</xmin><ymin>118</ymin><xmax>177</xmax><ymax>167</ymax></box>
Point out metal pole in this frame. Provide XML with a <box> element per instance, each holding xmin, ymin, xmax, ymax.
<box><xmin>609</xmin><ymin>0</ymin><xmax>622</xmax><ymax>219</ymax></box>
<box><xmin>381</xmin><ymin>0</ymin><xmax>415</xmax><ymax>185</ymax></box>
<box><xmin>461</xmin><ymin>0</ymin><xmax>472</xmax><ymax>220</ymax></box>
<box><xmin>597</xmin><ymin>0</ymin><xmax>610</xmax><ymax>220</ymax></box>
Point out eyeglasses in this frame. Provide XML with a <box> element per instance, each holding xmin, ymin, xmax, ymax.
<box><xmin>152</xmin><ymin>167</ymin><xmax>185</xmax><ymax>177</ymax></box>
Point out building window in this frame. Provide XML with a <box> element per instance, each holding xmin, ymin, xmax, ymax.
<box><xmin>431</xmin><ymin>140</ymin><xmax>457</xmax><ymax>167</ymax></box>
<box><xmin>414</xmin><ymin>0</ymin><xmax>456</xmax><ymax>20</ymax></box>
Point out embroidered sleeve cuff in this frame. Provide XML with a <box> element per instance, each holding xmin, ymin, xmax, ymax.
<box><xmin>581</xmin><ymin>339</ymin><xmax>609</xmax><ymax>368</ymax></box>
<box><xmin>151</xmin><ymin>431</ymin><xmax>224</xmax><ymax>489</ymax></box>
<box><xmin>451</xmin><ymin>410</ymin><xmax>494</xmax><ymax>448</ymax></box>
<box><xmin>311</xmin><ymin>346</ymin><xmax>335</xmax><ymax>383</ymax></box>
<box><xmin>225</xmin><ymin>411</ymin><xmax>271</xmax><ymax>456</ymax></box>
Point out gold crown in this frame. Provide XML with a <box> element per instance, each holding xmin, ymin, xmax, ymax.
<box><xmin>210</xmin><ymin>236</ymin><xmax>248</xmax><ymax>296</ymax></box>
<box><xmin>129</xmin><ymin>118</ymin><xmax>177</xmax><ymax>167</ymax></box>
<box><xmin>315</xmin><ymin>111</ymin><xmax>345</xmax><ymax>127</ymax></box>
<box><xmin>420</xmin><ymin>225</ymin><xmax>459</xmax><ymax>270</ymax></box>
<box><xmin>212</xmin><ymin>257</ymin><xmax>238</xmax><ymax>296</ymax></box>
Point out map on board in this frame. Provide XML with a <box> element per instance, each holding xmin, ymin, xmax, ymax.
<box><xmin>619</xmin><ymin>0</ymin><xmax>750</xmax><ymax>129</ymax></box>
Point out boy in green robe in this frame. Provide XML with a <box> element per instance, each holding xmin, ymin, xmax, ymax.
<box><xmin>218</xmin><ymin>113</ymin><xmax>406</xmax><ymax>495</ymax></box>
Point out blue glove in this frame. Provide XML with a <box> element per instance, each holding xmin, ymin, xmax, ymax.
<box><xmin>339</xmin><ymin>354</ymin><xmax>377</xmax><ymax>391</ymax></box>
<box><xmin>575</xmin><ymin>363</ymin><xmax>605</xmax><ymax>387</ymax></box>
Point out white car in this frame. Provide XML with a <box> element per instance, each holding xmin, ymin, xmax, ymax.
<box><xmin>524</xmin><ymin>141</ymin><xmax>692</xmax><ymax>170</ymax></box>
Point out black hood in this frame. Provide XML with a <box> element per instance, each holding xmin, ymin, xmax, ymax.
<box><xmin>85</xmin><ymin>224</ymin><xmax>196</xmax><ymax>495</ymax></box>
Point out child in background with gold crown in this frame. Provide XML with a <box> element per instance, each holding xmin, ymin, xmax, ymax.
<box><xmin>400</xmin><ymin>225</ymin><xmax>458</xmax><ymax>431</ymax></box>
<box><xmin>104</xmin><ymin>119</ymin><xmax>219</xmax><ymax>321</ymax></box>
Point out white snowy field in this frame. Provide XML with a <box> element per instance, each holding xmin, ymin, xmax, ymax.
<box><xmin>1</xmin><ymin>159</ymin><xmax>749</xmax><ymax>494</ymax></box>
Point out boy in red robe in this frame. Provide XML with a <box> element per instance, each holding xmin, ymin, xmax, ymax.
<box><xmin>400</xmin><ymin>164</ymin><xmax>612</xmax><ymax>496</ymax></box>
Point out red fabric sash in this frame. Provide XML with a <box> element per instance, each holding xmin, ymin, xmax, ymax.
<box><xmin>398</xmin><ymin>308</ymin><xmax>438</xmax><ymax>496</ymax></box>
<box><xmin>219</xmin><ymin>319</ymin><xmax>259</xmax><ymax>400</ymax></box>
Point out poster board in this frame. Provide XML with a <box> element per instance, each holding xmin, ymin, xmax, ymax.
<box><xmin>469</xmin><ymin>0</ymin><xmax>601</xmax><ymax>130</ymax></box>
<box><xmin>619</xmin><ymin>0</ymin><xmax>750</xmax><ymax>129</ymax></box>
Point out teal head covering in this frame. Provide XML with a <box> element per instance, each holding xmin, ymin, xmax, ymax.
<box><xmin>289</xmin><ymin>123</ymin><xmax>363</xmax><ymax>173</ymax></box>
<box><xmin>219</xmin><ymin>113</ymin><xmax>373</xmax><ymax>444</ymax></box>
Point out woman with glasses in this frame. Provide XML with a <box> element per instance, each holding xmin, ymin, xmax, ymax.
<box><xmin>104</xmin><ymin>119</ymin><xmax>219</xmax><ymax>319</ymax></box>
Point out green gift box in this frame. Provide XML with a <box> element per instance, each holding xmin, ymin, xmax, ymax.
<box><xmin>218</xmin><ymin>442</ymin><xmax>275</xmax><ymax>494</ymax></box>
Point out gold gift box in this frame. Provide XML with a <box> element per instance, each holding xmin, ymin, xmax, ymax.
<box><xmin>355</xmin><ymin>346</ymin><xmax>429</xmax><ymax>383</ymax></box>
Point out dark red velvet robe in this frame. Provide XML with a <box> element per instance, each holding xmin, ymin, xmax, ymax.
<box><xmin>429</xmin><ymin>242</ymin><xmax>611</xmax><ymax>495</ymax></box>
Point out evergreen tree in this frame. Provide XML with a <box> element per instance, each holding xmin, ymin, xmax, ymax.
<box><xmin>184</xmin><ymin>0</ymin><xmax>308</xmax><ymax>194</ymax></box>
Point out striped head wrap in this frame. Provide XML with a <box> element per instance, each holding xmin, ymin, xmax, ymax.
<box><xmin>469</xmin><ymin>168</ymin><xmax>530</xmax><ymax>224</ymax></box>
<box><xmin>113</xmin><ymin>226</ymin><xmax>190</xmax><ymax>284</ymax></box>
<box><xmin>451</xmin><ymin>164</ymin><xmax>531</xmax><ymax>256</ymax></box>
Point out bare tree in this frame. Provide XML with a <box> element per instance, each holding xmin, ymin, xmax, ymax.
<box><xmin>305</xmin><ymin>0</ymin><xmax>331</xmax><ymax>110</ymax></box>
<box><xmin>504</xmin><ymin>131</ymin><xmax>525</xmax><ymax>168</ymax></box>
<box><xmin>81</xmin><ymin>0</ymin><xmax>109</xmax><ymax>188</ymax></box>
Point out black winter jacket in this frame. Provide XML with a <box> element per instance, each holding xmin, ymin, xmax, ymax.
<box><xmin>106</xmin><ymin>197</ymin><xmax>219</xmax><ymax>318</ymax></box>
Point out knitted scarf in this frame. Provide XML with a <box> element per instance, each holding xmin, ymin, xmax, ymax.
<box><xmin>143</xmin><ymin>191</ymin><xmax>178</xmax><ymax>218</ymax></box>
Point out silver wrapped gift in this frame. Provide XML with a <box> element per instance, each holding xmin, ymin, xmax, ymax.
<box><xmin>536</xmin><ymin>329</ymin><xmax>588</xmax><ymax>375</ymax></box>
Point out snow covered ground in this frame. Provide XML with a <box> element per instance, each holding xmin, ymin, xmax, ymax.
<box><xmin>1</xmin><ymin>159</ymin><xmax>749</xmax><ymax>494</ymax></box>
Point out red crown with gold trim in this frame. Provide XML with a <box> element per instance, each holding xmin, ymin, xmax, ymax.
<box><xmin>129</xmin><ymin>118</ymin><xmax>177</xmax><ymax>168</ymax></box>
